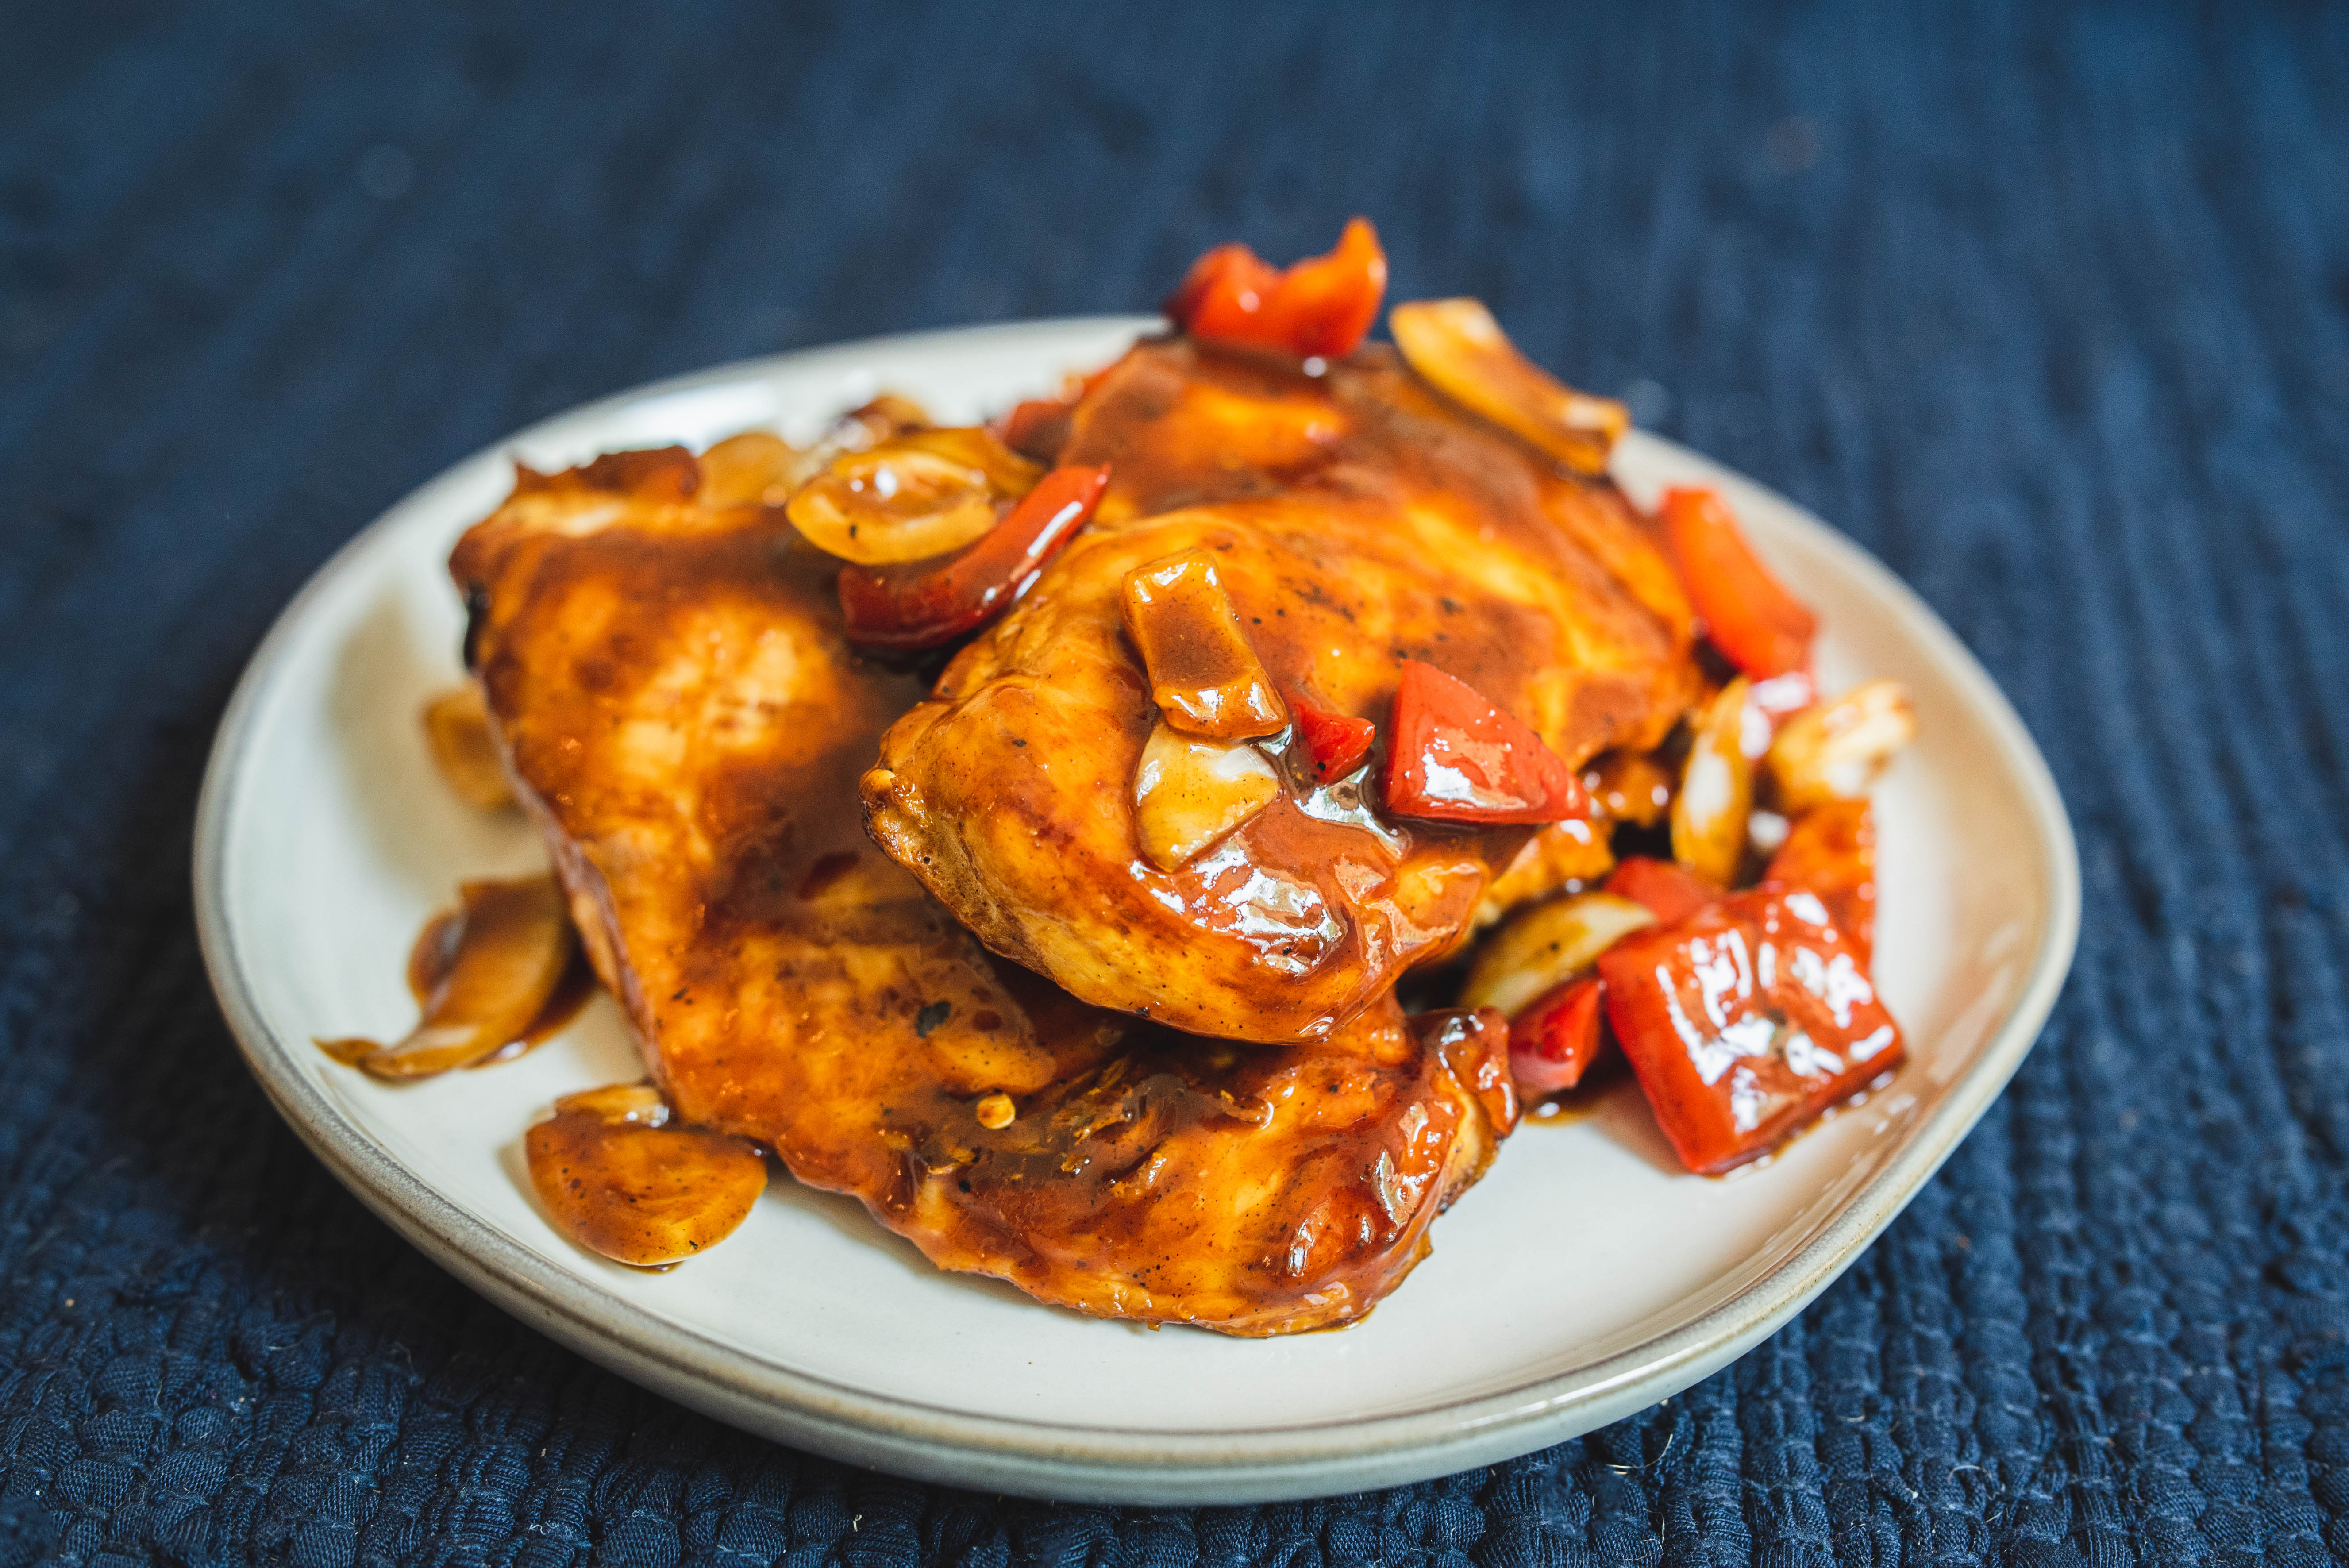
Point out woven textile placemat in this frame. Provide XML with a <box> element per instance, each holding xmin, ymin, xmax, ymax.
<box><xmin>5</xmin><ymin>1</ymin><xmax>2348</xmax><ymax>1561</ymax></box>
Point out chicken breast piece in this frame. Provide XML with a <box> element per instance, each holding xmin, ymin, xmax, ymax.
<box><xmin>864</xmin><ymin>339</ymin><xmax>1698</xmax><ymax>1044</ymax></box>
<box><xmin>450</xmin><ymin>442</ymin><xmax>1517</xmax><ymax>1335</ymax></box>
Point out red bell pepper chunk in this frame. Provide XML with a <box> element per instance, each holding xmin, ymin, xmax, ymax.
<box><xmin>1166</xmin><ymin>218</ymin><xmax>1389</xmax><ymax>360</ymax></box>
<box><xmin>1762</xmin><ymin>799</ymin><xmax>1877</xmax><ymax>967</ymax></box>
<box><xmin>1660</xmin><ymin>486</ymin><xmax>1818</xmax><ymax>679</ymax></box>
<box><xmin>1169</xmin><ymin>245</ymin><xmax>1282</xmax><ymax>342</ymax></box>
<box><xmin>1259</xmin><ymin>217</ymin><xmax>1389</xmax><ymax>359</ymax></box>
<box><xmin>1604</xmin><ymin>856</ymin><xmax>1723</xmax><ymax>927</ymax></box>
<box><xmin>839</xmin><ymin>464</ymin><xmax>1109</xmax><ymax>652</ymax></box>
<box><xmin>1510</xmin><ymin>975</ymin><xmax>1607</xmax><ymax>1096</ymax></box>
<box><xmin>1381</xmin><ymin>661</ymin><xmax>1588</xmax><ymax>824</ymax></box>
<box><xmin>1290</xmin><ymin>695</ymin><xmax>1377</xmax><ymax>782</ymax></box>
<box><xmin>1598</xmin><ymin>889</ymin><xmax>1902</xmax><ymax>1175</ymax></box>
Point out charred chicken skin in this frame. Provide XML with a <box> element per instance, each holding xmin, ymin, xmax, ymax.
<box><xmin>863</xmin><ymin>338</ymin><xmax>1699</xmax><ymax>1043</ymax></box>
<box><xmin>450</xmin><ymin>442</ymin><xmax>1517</xmax><ymax>1334</ymax></box>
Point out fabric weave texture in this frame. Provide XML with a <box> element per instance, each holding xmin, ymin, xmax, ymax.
<box><xmin>4</xmin><ymin>0</ymin><xmax>2349</xmax><ymax>1562</ymax></box>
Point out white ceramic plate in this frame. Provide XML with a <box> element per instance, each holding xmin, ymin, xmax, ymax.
<box><xmin>195</xmin><ymin>317</ymin><xmax>2078</xmax><ymax>1504</ymax></box>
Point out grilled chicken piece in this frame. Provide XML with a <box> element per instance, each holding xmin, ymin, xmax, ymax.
<box><xmin>451</xmin><ymin>443</ymin><xmax>1517</xmax><ymax>1334</ymax></box>
<box><xmin>864</xmin><ymin>339</ymin><xmax>1699</xmax><ymax>1044</ymax></box>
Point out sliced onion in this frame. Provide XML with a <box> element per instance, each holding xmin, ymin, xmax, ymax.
<box><xmin>697</xmin><ymin>431</ymin><xmax>800</xmax><ymax>509</ymax></box>
<box><xmin>420</xmin><ymin>684</ymin><xmax>514</xmax><ymax>808</ymax></box>
<box><xmin>786</xmin><ymin>428</ymin><xmax>1042</xmax><ymax>566</ymax></box>
<box><xmin>1461</xmin><ymin>892</ymin><xmax>1657</xmax><ymax>1017</ymax></box>
<box><xmin>360</xmin><ymin>876</ymin><xmax>574</xmax><ymax>1079</ymax></box>
<box><xmin>1132</xmin><ymin>721</ymin><xmax>1281</xmax><ymax>871</ymax></box>
<box><xmin>768</xmin><ymin>394</ymin><xmax>934</xmax><ymax>495</ymax></box>
<box><xmin>552</xmin><ymin>1082</ymin><xmax>670</xmax><ymax>1126</ymax></box>
<box><xmin>891</xmin><ymin>427</ymin><xmax>1045</xmax><ymax>496</ymax></box>
<box><xmin>1390</xmin><ymin>298</ymin><xmax>1629</xmax><ymax>475</ymax></box>
<box><xmin>1670</xmin><ymin>678</ymin><xmax>1756</xmax><ymax>886</ymax></box>
<box><xmin>1766</xmin><ymin>680</ymin><xmax>1916</xmax><ymax>811</ymax></box>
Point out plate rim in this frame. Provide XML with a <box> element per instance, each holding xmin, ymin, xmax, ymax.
<box><xmin>193</xmin><ymin>316</ymin><xmax>2081</xmax><ymax>1503</ymax></box>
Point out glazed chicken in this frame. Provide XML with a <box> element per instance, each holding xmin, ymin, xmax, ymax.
<box><xmin>450</xmin><ymin>442</ymin><xmax>1517</xmax><ymax>1333</ymax></box>
<box><xmin>863</xmin><ymin>337</ymin><xmax>1700</xmax><ymax>1043</ymax></box>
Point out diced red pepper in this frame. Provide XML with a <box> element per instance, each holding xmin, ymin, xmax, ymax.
<box><xmin>1762</xmin><ymin>799</ymin><xmax>1876</xmax><ymax>966</ymax></box>
<box><xmin>1170</xmin><ymin>246</ymin><xmax>1281</xmax><ymax>341</ymax></box>
<box><xmin>1598</xmin><ymin>889</ymin><xmax>1902</xmax><ymax>1175</ymax></box>
<box><xmin>1381</xmin><ymin>660</ymin><xmax>1587</xmax><ymax>824</ymax></box>
<box><xmin>839</xmin><ymin>464</ymin><xmax>1109</xmax><ymax>652</ymax></box>
<box><xmin>1660</xmin><ymin>487</ymin><xmax>1818</xmax><ymax>679</ymax></box>
<box><xmin>1604</xmin><ymin>856</ymin><xmax>1723</xmax><ymax>927</ymax></box>
<box><xmin>1260</xmin><ymin>218</ymin><xmax>1389</xmax><ymax>359</ymax></box>
<box><xmin>1166</xmin><ymin>218</ymin><xmax>1389</xmax><ymax>360</ymax></box>
<box><xmin>1290</xmin><ymin>695</ymin><xmax>1376</xmax><ymax>782</ymax></box>
<box><xmin>1510</xmin><ymin>975</ymin><xmax>1607</xmax><ymax>1095</ymax></box>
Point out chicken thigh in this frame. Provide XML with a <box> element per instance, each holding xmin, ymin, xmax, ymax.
<box><xmin>864</xmin><ymin>338</ymin><xmax>1698</xmax><ymax>1043</ymax></box>
<box><xmin>451</xmin><ymin>440</ymin><xmax>1517</xmax><ymax>1334</ymax></box>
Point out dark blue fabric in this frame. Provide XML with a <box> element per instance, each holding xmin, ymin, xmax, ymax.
<box><xmin>4</xmin><ymin>0</ymin><xmax>2348</xmax><ymax>1560</ymax></box>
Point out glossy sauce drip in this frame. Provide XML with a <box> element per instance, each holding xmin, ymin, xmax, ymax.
<box><xmin>524</xmin><ymin>1083</ymin><xmax>768</xmax><ymax>1269</ymax></box>
<box><xmin>420</xmin><ymin>683</ymin><xmax>516</xmax><ymax>808</ymax></box>
<box><xmin>315</xmin><ymin>875</ymin><xmax>591</xmax><ymax>1079</ymax></box>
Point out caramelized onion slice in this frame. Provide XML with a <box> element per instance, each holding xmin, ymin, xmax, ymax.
<box><xmin>772</xmin><ymin>394</ymin><xmax>933</xmax><ymax>494</ymax></box>
<box><xmin>527</xmin><ymin>1084</ymin><xmax>766</xmax><ymax>1267</ymax></box>
<box><xmin>360</xmin><ymin>876</ymin><xmax>574</xmax><ymax>1080</ymax></box>
<box><xmin>891</xmin><ymin>427</ymin><xmax>1045</xmax><ymax>495</ymax></box>
<box><xmin>787</xmin><ymin>428</ymin><xmax>1041</xmax><ymax>566</ymax></box>
<box><xmin>420</xmin><ymin>684</ymin><xmax>514</xmax><ymax>808</ymax></box>
<box><xmin>789</xmin><ymin>447</ymin><xmax>993</xmax><ymax>565</ymax></box>
<box><xmin>1390</xmin><ymin>298</ymin><xmax>1629</xmax><ymax>475</ymax></box>
<box><xmin>1462</xmin><ymin>892</ymin><xmax>1658</xmax><ymax>1018</ymax></box>
<box><xmin>696</xmin><ymin>431</ymin><xmax>800</xmax><ymax>509</ymax></box>
<box><xmin>1132</xmin><ymin>721</ymin><xmax>1280</xmax><ymax>871</ymax></box>
<box><xmin>1766</xmin><ymin>679</ymin><xmax>1916</xmax><ymax>811</ymax></box>
<box><xmin>1120</xmin><ymin>548</ymin><xmax>1287</xmax><ymax>739</ymax></box>
<box><xmin>839</xmin><ymin>393</ymin><xmax>934</xmax><ymax>443</ymax></box>
<box><xmin>1671</xmin><ymin>678</ymin><xmax>1759</xmax><ymax>886</ymax></box>
<box><xmin>554</xmin><ymin>1083</ymin><xmax>671</xmax><ymax>1125</ymax></box>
